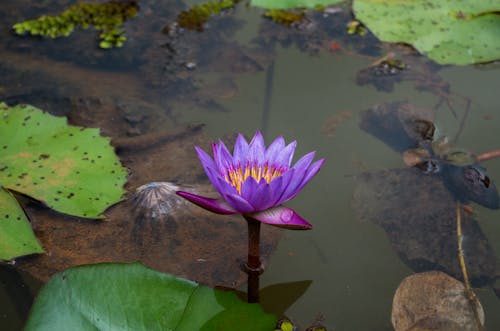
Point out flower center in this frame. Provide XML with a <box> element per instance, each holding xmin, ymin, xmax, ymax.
<box><xmin>224</xmin><ymin>163</ymin><xmax>284</xmax><ymax>194</ymax></box>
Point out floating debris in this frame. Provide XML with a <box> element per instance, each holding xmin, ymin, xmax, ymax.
<box><xmin>131</xmin><ymin>181</ymin><xmax>189</xmax><ymax>244</ymax></box>
<box><xmin>359</xmin><ymin>101</ymin><xmax>499</xmax><ymax>209</ymax></box>
<box><xmin>132</xmin><ymin>182</ymin><xmax>186</xmax><ymax>220</ymax></box>
<box><xmin>321</xmin><ymin>111</ymin><xmax>352</xmax><ymax>138</ymax></box>
<box><xmin>356</xmin><ymin>58</ymin><xmax>409</xmax><ymax>92</ymax></box>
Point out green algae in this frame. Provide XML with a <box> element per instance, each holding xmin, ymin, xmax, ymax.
<box><xmin>13</xmin><ymin>1</ymin><xmax>139</xmax><ymax>49</ymax></box>
<box><xmin>176</xmin><ymin>0</ymin><xmax>238</xmax><ymax>31</ymax></box>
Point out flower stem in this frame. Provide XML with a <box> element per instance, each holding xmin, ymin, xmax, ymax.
<box><xmin>244</xmin><ymin>216</ymin><xmax>262</xmax><ymax>303</ymax></box>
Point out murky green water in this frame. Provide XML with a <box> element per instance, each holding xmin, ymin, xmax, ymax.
<box><xmin>1</xmin><ymin>1</ymin><xmax>500</xmax><ymax>330</ymax></box>
<box><xmin>189</xmin><ymin>46</ymin><xmax>500</xmax><ymax>330</ymax></box>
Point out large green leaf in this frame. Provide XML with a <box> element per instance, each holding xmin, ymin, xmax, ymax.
<box><xmin>25</xmin><ymin>263</ymin><xmax>277</xmax><ymax>331</ymax></box>
<box><xmin>0</xmin><ymin>188</ymin><xmax>44</xmax><ymax>260</ymax></box>
<box><xmin>251</xmin><ymin>0</ymin><xmax>345</xmax><ymax>9</ymax></box>
<box><xmin>0</xmin><ymin>103</ymin><xmax>127</xmax><ymax>218</ymax></box>
<box><xmin>353</xmin><ymin>0</ymin><xmax>500</xmax><ymax>65</ymax></box>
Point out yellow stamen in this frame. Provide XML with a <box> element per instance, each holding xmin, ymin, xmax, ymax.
<box><xmin>225</xmin><ymin>163</ymin><xmax>283</xmax><ymax>194</ymax></box>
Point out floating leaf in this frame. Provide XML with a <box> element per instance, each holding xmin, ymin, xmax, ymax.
<box><xmin>0</xmin><ymin>188</ymin><xmax>43</xmax><ymax>260</ymax></box>
<box><xmin>0</xmin><ymin>103</ymin><xmax>127</xmax><ymax>259</ymax></box>
<box><xmin>353</xmin><ymin>0</ymin><xmax>500</xmax><ymax>65</ymax></box>
<box><xmin>251</xmin><ymin>0</ymin><xmax>344</xmax><ymax>9</ymax></box>
<box><xmin>0</xmin><ymin>103</ymin><xmax>127</xmax><ymax>219</ymax></box>
<box><xmin>25</xmin><ymin>262</ymin><xmax>277</xmax><ymax>331</ymax></box>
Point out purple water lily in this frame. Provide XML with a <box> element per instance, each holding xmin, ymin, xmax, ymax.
<box><xmin>176</xmin><ymin>131</ymin><xmax>324</xmax><ymax>229</ymax></box>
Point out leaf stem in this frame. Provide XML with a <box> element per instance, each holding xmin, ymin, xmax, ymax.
<box><xmin>476</xmin><ymin>149</ymin><xmax>500</xmax><ymax>163</ymax></box>
<box><xmin>456</xmin><ymin>202</ymin><xmax>484</xmax><ymax>331</ymax></box>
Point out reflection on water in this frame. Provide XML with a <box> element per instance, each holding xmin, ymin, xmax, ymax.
<box><xmin>1</xmin><ymin>1</ymin><xmax>500</xmax><ymax>330</ymax></box>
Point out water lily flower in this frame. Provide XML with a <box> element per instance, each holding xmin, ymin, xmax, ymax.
<box><xmin>176</xmin><ymin>131</ymin><xmax>324</xmax><ymax>229</ymax></box>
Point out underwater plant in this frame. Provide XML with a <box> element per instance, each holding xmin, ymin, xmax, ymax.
<box><xmin>251</xmin><ymin>0</ymin><xmax>344</xmax><ymax>10</ymax></box>
<box><xmin>176</xmin><ymin>0</ymin><xmax>239</xmax><ymax>31</ymax></box>
<box><xmin>177</xmin><ymin>131</ymin><xmax>324</xmax><ymax>302</ymax></box>
<box><xmin>12</xmin><ymin>1</ymin><xmax>139</xmax><ymax>49</ymax></box>
<box><xmin>263</xmin><ymin>9</ymin><xmax>307</xmax><ymax>27</ymax></box>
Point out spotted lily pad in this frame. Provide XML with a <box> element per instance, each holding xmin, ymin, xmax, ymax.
<box><xmin>0</xmin><ymin>103</ymin><xmax>127</xmax><ymax>260</ymax></box>
<box><xmin>251</xmin><ymin>0</ymin><xmax>345</xmax><ymax>9</ymax></box>
<box><xmin>353</xmin><ymin>0</ymin><xmax>500</xmax><ymax>65</ymax></box>
<box><xmin>25</xmin><ymin>262</ymin><xmax>277</xmax><ymax>331</ymax></box>
<box><xmin>0</xmin><ymin>188</ymin><xmax>44</xmax><ymax>259</ymax></box>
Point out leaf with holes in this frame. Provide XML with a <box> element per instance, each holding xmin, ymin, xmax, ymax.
<box><xmin>353</xmin><ymin>0</ymin><xmax>500</xmax><ymax>65</ymax></box>
<box><xmin>25</xmin><ymin>262</ymin><xmax>277</xmax><ymax>331</ymax></box>
<box><xmin>0</xmin><ymin>103</ymin><xmax>127</xmax><ymax>260</ymax></box>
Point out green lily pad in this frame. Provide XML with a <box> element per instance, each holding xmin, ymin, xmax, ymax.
<box><xmin>0</xmin><ymin>103</ymin><xmax>127</xmax><ymax>260</ymax></box>
<box><xmin>353</xmin><ymin>0</ymin><xmax>500</xmax><ymax>65</ymax></box>
<box><xmin>0</xmin><ymin>188</ymin><xmax>44</xmax><ymax>260</ymax></box>
<box><xmin>251</xmin><ymin>0</ymin><xmax>344</xmax><ymax>9</ymax></box>
<box><xmin>25</xmin><ymin>262</ymin><xmax>277</xmax><ymax>331</ymax></box>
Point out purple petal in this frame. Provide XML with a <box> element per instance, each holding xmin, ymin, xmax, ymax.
<box><xmin>276</xmin><ymin>167</ymin><xmax>308</xmax><ymax>205</ymax></box>
<box><xmin>195</xmin><ymin>147</ymin><xmax>221</xmax><ymax>187</ymax></box>
<box><xmin>278</xmin><ymin>158</ymin><xmax>324</xmax><ymax>204</ymax></box>
<box><xmin>271</xmin><ymin>169</ymin><xmax>296</xmax><ymax>204</ymax></box>
<box><xmin>265</xmin><ymin>136</ymin><xmax>285</xmax><ymax>165</ymax></box>
<box><xmin>248</xmin><ymin>131</ymin><xmax>266</xmax><ymax>165</ymax></box>
<box><xmin>195</xmin><ymin>146</ymin><xmax>216</xmax><ymax>170</ymax></box>
<box><xmin>213</xmin><ymin>140</ymin><xmax>233</xmax><ymax>172</ymax></box>
<box><xmin>224</xmin><ymin>193</ymin><xmax>256</xmax><ymax>213</ymax></box>
<box><xmin>274</xmin><ymin>141</ymin><xmax>297</xmax><ymax>168</ymax></box>
<box><xmin>233</xmin><ymin>134</ymin><xmax>249</xmax><ymax>166</ymax></box>
<box><xmin>294</xmin><ymin>158</ymin><xmax>325</xmax><ymax>192</ymax></box>
<box><xmin>267</xmin><ymin>175</ymin><xmax>285</xmax><ymax>205</ymax></box>
<box><xmin>205</xmin><ymin>166</ymin><xmax>236</xmax><ymax>197</ymax></box>
<box><xmin>292</xmin><ymin>151</ymin><xmax>315</xmax><ymax>171</ymax></box>
<box><xmin>249</xmin><ymin>206</ymin><xmax>312</xmax><ymax>230</ymax></box>
<box><xmin>240</xmin><ymin>177</ymin><xmax>275</xmax><ymax>211</ymax></box>
<box><xmin>176</xmin><ymin>191</ymin><xmax>237</xmax><ymax>215</ymax></box>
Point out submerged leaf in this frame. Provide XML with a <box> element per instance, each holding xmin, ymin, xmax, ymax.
<box><xmin>359</xmin><ymin>101</ymin><xmax>435</xmax><ymax>153</ymax></box>
<box><xmin>353</xmin><ymin>0</ymin><xmax>500</xmax><ymax>65</ymax></box>
<box><xmin>0</xmin><ymin>103</ymin><xmax>127</xmax><ymax>219</ymax></box>
<box><xmin>25</xmin><ymin>262</ymin><xmax>277</xmax><ymax>331</ymax></box>
<box><xmin>251</xmin><ymin>0</ymin><xmax>344</xmax><ymax>9</ymax></box>
<box><xmin>353</xmin><ymin>168</ymin><xmax>499</xmax><ymax>286</ymax></box>
<box><xmin>441</xmin><ymin>164</ymin><xmax>499</xmax><ymax>209</ymax></box>
<box><xmin>0</xmin><ymin>188</ymin><xmax>43</xmax><ymax>260</ymax></box>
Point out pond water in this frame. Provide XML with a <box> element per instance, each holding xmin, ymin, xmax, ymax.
<box><xmin>1</xmin><ymin>1</ymin><xmax>500</xmax><ymax>330</ymax></box>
